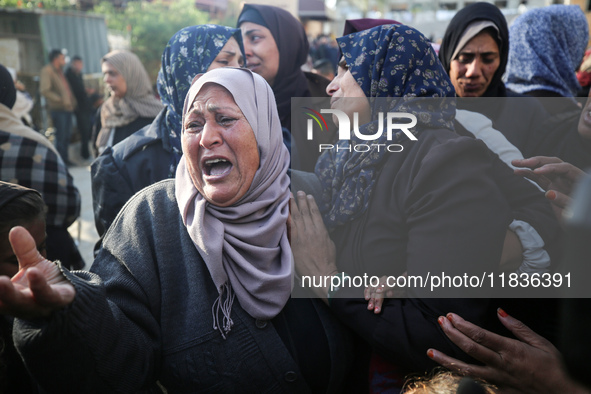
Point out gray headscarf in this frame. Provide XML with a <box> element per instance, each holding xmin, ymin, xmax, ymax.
<box><xmin>175</xmin><ymin>67</ymin><xmax>291</xmax><ymax>338</ymax></box>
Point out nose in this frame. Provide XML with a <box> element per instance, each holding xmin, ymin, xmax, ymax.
<box><xmin>199</xmin><ymin>121</ymin><xmax>223</xmax><ymax>149</ymax></box>
<box><xmin>243</xmin><ymin>40</ymin><xmax>253</xmax><ymax>59</ymax></box>
<box><xmin>464</xmin><ymin>58</ymin><xmax>482</xmax><ymax>78</ymax></box>
<box><xmin>326</xmin><ymin>77</ymin><xmax>339</xmax><ymax>96</ymax></box>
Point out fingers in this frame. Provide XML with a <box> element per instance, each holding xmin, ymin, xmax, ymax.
<box><xmin>305</xmin><ymin>194</ymin><xmax>326</xmax><ymax>231</ymax></box>
<box><xmin>513</xmin><ymin>169</ymin><xmax>551</xmax><ymax>190</ymax></box>
<box><xmin>295</xmin><ymin>191</ymin><xmax>314</xmax><ymax>230</ymax></box>
<box><xmin>26</xmin><ymin>267</ymin><xmax>74</xmax><ymax>307</ymax></box>
<box><xmin>9</xmin><ymin>226</ymin><xmax>45</xmax><ymax>270</ymax></box>
<box><xmin>534</xmin><ymin>163</ymin><xmax>585</xmax><ymax>194</ymax></box>
<box><xmin>365</xmin><ymin>286</ymin><xmax>384</xmax><ymax>314</ymax></box>
<box><xmin>438</xmin><ymin>313</ymin><xmax>509</xmax><ymax>367</ymax></box>
<box><xmin>496</xmin><ymin>308</ymin><xmax>554</xmax><ymax>350</ymax></box>
<box><xmin>512</xmin><ymin>156</ymin><xmax>563</xmax><ymax>170</ymax></box>
<box><xmin>545</xmin><ymin>190</ymin><xmax>572</xmax><ymax>210</ymax></box>
<box><xmin>427</xmin><ymin>348</ymin><xmax>490</xmax><ymax>378</ymax></box>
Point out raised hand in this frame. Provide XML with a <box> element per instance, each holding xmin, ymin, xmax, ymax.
<box><xmin>0</xmin><ymin>226</ymin><xmax>76</xmax><ymax>319</ymax></box>
<box><xmin>289</xmin><ymin>191</ymin><xmax>338</xmax><ymax>300</ymax></box>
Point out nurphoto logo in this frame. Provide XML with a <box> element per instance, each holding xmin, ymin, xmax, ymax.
<box><xmin>303</xmin><ymin>108</ymin><xmax>418</xmax><ymax>153</ymax></box>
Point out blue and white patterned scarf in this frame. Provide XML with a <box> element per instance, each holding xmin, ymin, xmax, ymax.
<box><xmin>504</xmin><ymin>5</ymin><xmax>588</xmax><ymax>98</ymax></box>
<box><xmin>315</xmin><ymin>24</ymin><xmax>456</xmax><ymax>228</ymax></box>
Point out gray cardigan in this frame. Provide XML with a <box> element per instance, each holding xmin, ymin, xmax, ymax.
<box><xmin>15</xmin><ymin>180</ymin><xmax>357</xmax><ymax>393</ymax></box>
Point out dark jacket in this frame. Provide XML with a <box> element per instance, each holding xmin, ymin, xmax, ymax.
<box><xmin>326</xmin><ymin>129</ymin><xmax>560</xmax><ymax>373</ymax></box>
<box><xmin>15</xmin><ymin>180</ymin><xmax>361</xmax><ymax>393</ymax></box>
<box><xmin>91</xmin><ymin>107</ymin><xmax>154</xmax><ymax>157</ymax></box>
<box><xmin>91</xmin><ymin>110</ymin><xmax>171</xmax><ymax>237</ymax></box>
<box><xmin>65</xmin><ymin>67</ymin><xmax>91</xmax><ymax>113</ymax></box>
<box><xmin>458</xmin><ymin>96</ymin><xmax>591</xmax><ymax>170</ymax></box>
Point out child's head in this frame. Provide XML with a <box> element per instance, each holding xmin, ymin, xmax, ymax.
<box><xmin>0</xmin><ymin>182</ymin><xmax>47</xmax><ymax>276</ymax></box>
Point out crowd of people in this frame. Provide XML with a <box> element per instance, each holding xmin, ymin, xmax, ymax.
<box><xmin>0</xmin><ymin>2</ymin><xmax>590</xmax><ymax>393</ymax></box>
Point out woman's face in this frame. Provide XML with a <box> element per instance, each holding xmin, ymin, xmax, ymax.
<box><xmin>206</xmin><ymin>37</ymin><xmax>244</xmax><ymax>71</ymax></box>
<box><xmin>0</xmin><ymin>219</ymin><xmax>46</xmax><ymax>277</ymax></box>
<box><xmin>240</xmin><ymin>22</ymin><xmax>280</xmax><ymax>86</ymax></box>
<box><xmin>326</xmin><ymin>58</ymin><xmax>370</xmax><ymax>126</ymax></box>
<box><xmin>449</xmin><ymin>32</ymin><xmax>500</xmax><ymax>97</ymax></box>
<box><xmin>183</xmin><ymin>83</ymin><xmax>260</xmax><ymax>207</ymax></box>
<box><xmin>102</xmin><ymin>62</ymin><xmax>127</xmax><ymax>98</ymax></box>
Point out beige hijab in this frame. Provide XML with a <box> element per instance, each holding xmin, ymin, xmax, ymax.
<box><xmin>97</xmin><ymin>50</ymin><xmax>163</xmax><ymax>148</ymax></box>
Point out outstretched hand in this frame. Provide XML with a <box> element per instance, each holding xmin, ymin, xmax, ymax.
<box><xmin>0</xmin><ymin>226</ymin><xmax>76</xmax><ymax>319</ymax></box>
<box><xmin>428</xmin><ymin>309</ymin><xmax>589</xmax><ymax>394</ymax></box>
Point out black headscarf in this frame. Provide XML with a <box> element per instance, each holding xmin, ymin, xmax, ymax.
<box><xmin>0</xmin><ymin>181</ymin><xmax>41</xmax><ymax>212</ymax></box>
<box><xmin>0</xmin><ymin>64</ymin><xmax>16</xmax><ymax>109</ymax></box>
<box><xmin>238</xmin><ymin>4</ymin><xmax>310</xmax><ymax>131</ymax></box>
<box><xmin>438</xmin><ymin>2</ymin><xmax>509</xmax><ymax>97</ymax></box>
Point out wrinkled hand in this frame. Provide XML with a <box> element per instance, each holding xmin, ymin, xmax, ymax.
<box><xmin>513</xmin><ymin>156</ymin><xmax>585</xmax><ymax>218</ymax></box>
<box><xmin>428</xmin><ymin>310</ymin><xmax>588</xmax><ymax>394</ymax></box>
<box><xmin>0</xmin><ymin>226</ymin><xmax>76</xmax><ymax>319</ymax></box>
<box><xmin>364</xmin><ymin>274</ymin><xmax>407</xmax><ymax>314</ymax></box>
<box><xmin>289</xmin><ymin>191</ymin><xmax>337</xmax><ymax>299</ymax></box>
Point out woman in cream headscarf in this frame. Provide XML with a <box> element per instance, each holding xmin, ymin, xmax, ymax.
<box><xmin>94</xmin><ymin>50</ymin><xmax>163</xmax><ymax>154</ymax></box>
<box><xmin>1</xmin><ymin>67</ymin><xmax>355</xmax><ymax>393</ymax></box>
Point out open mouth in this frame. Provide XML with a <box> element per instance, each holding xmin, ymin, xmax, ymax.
<box><xmin>204</xmin><ymin>158</ymin><xmax>233</xmax><ymax>177</ymax></box>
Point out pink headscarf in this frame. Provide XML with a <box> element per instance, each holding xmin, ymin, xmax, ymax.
<box><xmin>175</xmin><ymin>68</ymin><xmax>291</xmax><ymax>338</ymax></box>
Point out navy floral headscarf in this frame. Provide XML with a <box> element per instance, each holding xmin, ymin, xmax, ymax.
<box><xmin>315</xmin><ymin>24</ymin><xmax>456</xmax><ymax>228</ymax></box>
<box><xmin>504</xmin><ymin>5</ymin><xmax>588</xmax><ymax>98</ymax></box>
<box><xmin>157</xmin><ymin>25</ymin><xmax>244</xmax><ymax>176</ymax></box>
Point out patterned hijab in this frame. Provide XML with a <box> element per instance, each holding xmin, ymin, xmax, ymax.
<box><xmin>175</xmin><ymin>68</ymin><xmax>291</xmax><ymax>337</ymax></box>
<box><xmin>505</xmin><ymin>5</ymin><xmax>588</xmax><ymax>98</ymax></box>
<box><xmin>157</xmin><ymin>25</ymin><xmax>244</xmax><ymax>176</ymax></box>
<box><xmin>315</xmin><ymin>24</ymin><xmax>456</xmax><ymax>228</ymax></box>
<box><xmin>439</xmin><ymin>2</ymin><xmax>509</xmax><ymax>97</ymax></box>
<box><xmin>237</xmin><ymin>4</ymin><xmax>310</xmax><ymax>131</ymax></box>
<box><xmin>98</xmin><ymin>50</ymin><xmax>163</xmax><ymax>147</ymax></box>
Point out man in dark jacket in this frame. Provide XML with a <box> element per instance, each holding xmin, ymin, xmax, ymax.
<box><xmin>65</xmin><ymin>55</ymin><xmax>92</xmax><ymax>160</ymax></box>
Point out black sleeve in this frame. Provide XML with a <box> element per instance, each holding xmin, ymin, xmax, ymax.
<box><xmin>516</xmin><ymin>100</ymin><xmax>591</xmax><ymax>170</ymax></box>
<box><xmin>330</xmin><ymin>136</ymin><xmax>511</xmax><ymax>373</ymax></box>
<box><xmin>91</xmin><ymin>147</ymin><xmax>136</xmax><ymax>237</ymax></box>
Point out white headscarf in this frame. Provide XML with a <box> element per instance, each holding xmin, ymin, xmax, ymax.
<box><xmin>175</xmin><ymin>68</ymin><xmax>291</xmax><ymax>338</ymax></box>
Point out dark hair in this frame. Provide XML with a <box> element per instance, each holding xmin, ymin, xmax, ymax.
<box><xmin>48</xmin><ymin>49</ymin><xmax>64</xmax><ymax>63</ymax></box>
<box><xmin>71</xmin><ymin>55</ymin><xmax>82</xmax><ymax>62</ymax></box>
<box><xmin>0</xmin><ymin>192</ymin><xmax>46</xmax><ymax>236</ymax></box>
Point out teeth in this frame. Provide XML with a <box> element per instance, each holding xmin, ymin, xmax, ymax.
<box><xmin>205</xmin><ymin>158</ymin><xmax>227</xmax><ymax>165</ymax></box>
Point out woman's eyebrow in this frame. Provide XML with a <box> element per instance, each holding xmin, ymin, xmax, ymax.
<box><xmin>244</xmin><ymin>28</ymin><xmax>262</xmax><ymax>37</ymax></box>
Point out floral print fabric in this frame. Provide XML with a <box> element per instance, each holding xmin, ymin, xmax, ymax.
<box><xmin>504</xmin><ymin>5</ymin><xmax>588</xmax><ymax>98</ymax></box>
<box><xmin>157</xmin><ymin>25</ymin><xmax>243</xmax><ymax>176</ymax></box>
<box><xmin>315</xmin><ymin>24</ymin><xmax>456</xmax><ymax>228</ymax></box>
